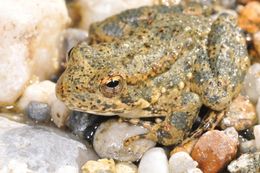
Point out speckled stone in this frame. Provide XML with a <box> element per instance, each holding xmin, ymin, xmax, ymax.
<box><xmin>26</xmin><ymin>101</ymin><xmax>51</xmax><ymax>122</ymax></box>
<box><xmin>81</xmin><ymin>159</ymin><xmax>116</xmax><ymax>173</ymax></box>
<box><xmin>228</xmin><ymin>152</ymin><xmax>260</xmax><ymax>173</ymax></box>
<box><xmin>220</xmin><ymin>94</ymin><xmax>257</xmax><ymax>131</ymax></box>
<box><xmin>191</xmin><ymin>130</ymin><xmax>239</xmax><ymax>173</ymax></box>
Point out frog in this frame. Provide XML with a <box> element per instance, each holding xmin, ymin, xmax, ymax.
<box><xmin>56</xmin><ymin>5</ymin><xmax>250</xmax><ymax>146</ymax></box>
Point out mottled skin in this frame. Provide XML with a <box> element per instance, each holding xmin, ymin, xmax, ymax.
<box><xmin>56</xmin><ymin>5</ymin><xmax>250</xmax><ymax>146</ymax></box>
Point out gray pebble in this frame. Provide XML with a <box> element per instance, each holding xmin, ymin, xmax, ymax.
<box><xmin>26</xmin><ymin>101</ymin><xmax>50</xmax><ymax>122</ymax></box>
<box><xmin>228</xmin><ymin>152</ymin><xmax>260</xmax><ymax>173</ymax></box>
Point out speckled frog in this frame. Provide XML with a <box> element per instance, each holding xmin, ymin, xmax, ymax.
<box><xmin>56</xmin><ymin>5</ymin><xmax>250</xmax><ymax>146</ymax></box>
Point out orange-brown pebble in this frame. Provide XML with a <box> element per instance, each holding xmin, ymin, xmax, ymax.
<box><xmin>191</xmin><ymin>130</ymin><xmax>239</xmax><ymax>173</ymax></box>
<box><xmin>254</xmin><ymin>32</ymin><xmax>260</xmax><ymax>57</ymax></box>
<box><xmin>238</xmin><ymin>1</ymin><xmax>260</xmax><ymax>33</ymax></box>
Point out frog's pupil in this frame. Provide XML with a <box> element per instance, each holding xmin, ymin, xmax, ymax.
<box><xmin>106</xmin><ymin>80</ymin><xmax>119</xmax><ymax>88</ymax></box>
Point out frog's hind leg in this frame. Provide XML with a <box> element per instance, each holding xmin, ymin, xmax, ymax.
<box><xmin>192</xmin><ymin>13</ymin><xmax>250</xmax><ymax>111</ymax></box>
<box><xmin>124</xmin><ymin>92</ymin><xmax>202</xmax><ymax>146</ymax></box>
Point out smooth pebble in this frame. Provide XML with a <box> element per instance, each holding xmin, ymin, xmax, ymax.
<box><xmin>169</xmin><ymin>152</ymin><xmax>198</xmax><ymax>173</ymax></box>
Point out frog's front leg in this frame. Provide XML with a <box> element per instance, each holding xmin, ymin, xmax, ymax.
<box><xmin>125</xmin><ymin>92</ymin><xmax>202</xmax><ymax>146</ymax></box>
<box><xmin>193</xmin><ymin>13</ymin><xmax>249</xmax><ymax>111</ymax></box>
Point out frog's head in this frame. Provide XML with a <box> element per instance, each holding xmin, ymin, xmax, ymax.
<box><xmin>56</xmin><ymin>42</ymin><xmax>153</xmax><ymax>117</ymax></box>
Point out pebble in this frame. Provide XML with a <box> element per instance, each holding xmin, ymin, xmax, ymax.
<box><xmin>239</xmin><ymin>139</ymin><xmax>257</xmax><ymax>154</ymax></box>
<box><xmin>115</xmin><ymin>162</ymin><xmax>138</xmax><ymax>173</ymax></box>
<box><xmin>0</xmin><ymin>116</ymin><xmax>98</xmax><ymax>172</ymax></box>
<box><xmin>191</xmin><ymin>129</ymin><xmax>239</xmax><ymax>173</ymax></box>
<box><xmin>253</xmin><ymin>32</ymin><xmax>260</xmax><ymax>57</ymax></box>
<box><xmin>256</xmin><ymin>97</ymin><xmax>260</xmax><ymax>124</ymax></box>
<box><xmin>228</xmin><ymin>152</ymin><xmax>260</xmax><ymax>173</ymax></box>
<box><xmin>26</xmin><ymin>101</ymin><xmax>51</xmax><ymax>122</ymax></box>
<box><xmin>76</xmin><ymin>0</ymin><xmax>155</xmax><ymax>30</ymax></box>
<box><xmin>243</xmin><ymin>63</ymin><xmax>260</xmax><ymax>103</ymax></box>
<box><xmin>66</xmin><ymin>111</ymin><xmax>106</xmax><ymax>140</ymax></box>
<box><xmin>254</xmin><ymin>125</ymin><xmax>260</xmax><ymax>151</ymax></box>
<box><xmin>93</xmin><ymin>119</ymin><xmax>155</xmax><ymax>162</ymax></box>
<box><xmin>138</xmin><ymin>147</ymin><xmax>169</xmax><ymax>173</ymax></box>
<box><xmin>238</xmin><ymin>1</ymin><xmax>260</xmax><ymax>33</ymax></box>
<box><xmin>81</xmin><ymin>159</ymin><xmax>116</xmax><ymax>173</ymax></box>
<box><xmin>0</xmin><ymin>0</ymin><xmax>69</xmax><ymax>105</ymax></box>
<box><xmin>17</xmin><ymin>80</ymin><xmax>70</xmax><ymax>127</ymax></box>
<box><xmin>169</xmin><ymin>152</ymin><xmax>199</xmax><ymax>173</ymax></box>
<box><xmin>220</xmin><ymin>94</ymin><xmax>257</xmax><ymax>131</ymax></box>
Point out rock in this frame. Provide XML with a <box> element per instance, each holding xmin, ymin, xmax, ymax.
<box><xmin>256</xmin><ymin>97</ymin><xmax>260</xmax><ymax>124</ymax></box>
<box><xmin>238</xmin><ymin>0</ymin><xmax>259</xmax><ymax>5</ymax></box>
<box><xmin>115</xmin><ymin>162</ymin><xmax>138</xmax><ymax>173</ymax></box>
<box><xmin>138</xmin><ymin>147</ymin><xmax>169</xmax><ymax>173</ymax></box>
<box><xmin>0</xmin><ymin>116</ymin><xmax>98</xmax><ymax>172</ymax></box>
<box><xmin>253</xmin><ymin>32</ymin><xmax>260</xmax><ymax>57</ymax></box>
<box><xmin>254</xmin><ymin>125</ymin><xmax>260</xmax><ymax>151</ymax></box>
<box><xmin>243</xmin><ymin>63</ymin><xmax>260</xmax><ymax>103</ymax></box>
<box><xmin>66</xmin><ymin>111</ymin><xmax>106</xmax><ymax>140</ymax></box>
<box><xmin>17</xmin><ymin>80</ymin><xmax>70</xmax><ymax>127</ymax></box>
<box><xmin>0</xmin><ymin>0</ymin><xmax>70</xmax><ymax>105</ymax></box>
<box><xmin>81</xmin><ymin>159</ymin><xmax>116</xmax><ymax>173</ymax></box>
<box><xmin>228</xmin><ymin>152</ymin><xmax>260</xmax><ymax>173</ymax></box>
<box><xmin>93</xmin><ymin>119</ymin><xmax>155</xmax><ymax>162</ymax></box>
<box><xmin>186</xmin><ymin>168</ymin><xmax>203</xmax><ymax>173</ymax></box>
<box><xmin>238</xmin><ymin>1</ymin><xmax>260</xmax><ymax>33</ymax></box>
<box><xmin>26</xmin><ymin>101</ymin><xmax>51</xmax><ymax>122</ymax></box>
<box><xmin>169</xmin><ymin>152</ymin><xmax>199</xmax><ymax>173</ymax></box>
<box><xmin>76</xmin><ymin>0</ymin><xmax>154</xmax><ymax>30</ymax></box>
<box><xmin>239</xmin><ymin>139</ymin><xmax>257</xmax><ymax>154</ymax></box>
<box><xmin>220</xmin><ymin>94</ymin><xmax>257</xmax><ymax>131</ymax></box>
<box><xmin>191</xmin><ymin>129</ymin><xmax>239</xmax><ymax>173</ymax></box>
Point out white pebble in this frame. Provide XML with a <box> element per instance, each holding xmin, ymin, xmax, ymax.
<box><xmin>254</xmin><ymin>125</ymin><xmax>260</xmax><ymax>151</ymax></box>
<box><xmin>187</xmin><ymin>168</ymin><xmax>203</xmax><ymax>173</ymax></box>
<box><xmin>169</xmin><ymin>152</ymin><xmax>198</xmax><ymax>173</ymax></box>
<box><xmin>138</xmin><ymin>147</ymin><xmax>169</xmax><ymax>173</ymax></box>
<box><xmin>94</xmin><ymin>120</ymin><xmax>155</xmax><ymax>161</ymax></box>
<box><xmin>0</xmin><ymin>0</ymin><xmax>69</xmax><ymax>105</ymax></box>
<box><xmin>243</xmin><ymin>63</ymin><xmax>260</xmax><ymax>103</ymax></box>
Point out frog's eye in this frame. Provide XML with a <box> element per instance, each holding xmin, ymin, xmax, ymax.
<box><xmin>100</xmin><ymin>75</ymin><xmax>124</xmax><ymax>98</ymax></box>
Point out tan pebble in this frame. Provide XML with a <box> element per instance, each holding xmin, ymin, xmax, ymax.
<box><xmin>238</xmin><ymin>1</ymin><xmax>260</xmax><ymax>33</ymax></box>
<box><xmin>191</xmin><ymin>130</ymin><xmax>239</xmax><ymax>173</ymax></box>
<box><xmin>253</xmin><ymin>32</ymin><xmax>260</xmax><ymax>57</ymax></box>
<box><xmin>81</xmin><ymin>159</ymin><xmax>116</xmax><ymax>173</ymax></box>
<box><xmin>115</xmin><ymin>162</ymin><xmax>137</xmax><ymax>173</ymax></box>
<box><xmin>220</xmin><ymin>94</ymin><xmax>257</xmax><ymax>131</ymax></box>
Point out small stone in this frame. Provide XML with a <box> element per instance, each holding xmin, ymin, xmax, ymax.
<box><xmin>256</xmin><ymin>97</ymin><xmax>260</xmax><ymax>124</ymax></box>
<box><xmin>93</xmin><ymin>119</ymin><xmax>155</xmax><ymax>162</ymax></box>
<box><xmin>253</xmin><ymin>32</ymin><xmax>260</xmax><ymax>57</ymax></box>
<box><xmin>254</xmin><ymin>125</ymin><xmax>260</xmax><ymax>151</ymax></box>
<box><xmin>191</xmin><ymin>130</ymin><xmax>239</xmax><ymax>173</ymax></box>
<box><xmin>66</xmin><ymin>111</ymin><xmax>106</xmax><ymax>140</ymax></box>
<box><xmin>243</xmin><ymin>63</ymin><xmax>260</xmax><ymax>103</ymax></box>
<box><xmin>0</xmin><ymin>117</ymin><xmax>98</xmax><ymax>172</ymax></box>
<box><xmin>26</xmin><ymin>101</ymin><xmax>51</xmax><ymax>122</ymax></box>
<box><xmin>220</xmin><ymin>95</ymin><xmax>257</xmax><ymax>131</ymax></box>
<box><xmin>17</xmin><ymin>81</ymin><xmax>70</xmax><ymax>127</ymax></box>
<box><xmin>238</xmin><ymin>1</ymin><xmax>260</xmax><ymax>33</ymax></box>
<box><xmin>228</xmin><ymin>152</ymin><xmax>260</xmax><ymax>173</ymax></box>
<box><xmin>81</xmin><ymin>159</ymin><xmax>116</xmax><ymax>173</ymax></box>
<box><xmin>169</xmin><ymin>152</ymin><xmax>198</xmax><ymax>173</ymax></box>
<box><xmin>239</xmin><ymin>139</ymin><xmax>257</xmax><ymax>154</ymax></box>
<box><xmin>238</xmin><ymin>0</ymin><xmax>258</xmax><ymax>5</ymax></box>
<box><xmin>187</xmin><ymin>168</ymin><xmax>203</xmax><ymax>173</ymax></box>
<box><xmin>138</xmin><ymin>147</ymin><xmax>169</xmax><ymax>173</ymax></box>
<box><xmin>115</xmin><ymin>162</ymin><xmax>138</xmax><ymax>173</ymax></box>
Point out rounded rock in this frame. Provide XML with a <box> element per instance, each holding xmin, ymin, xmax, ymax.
<box><xmin>254</xmin><ymin>125</ymin><xmax>260</xmax><ymax>151</ymax></box>
<box><xmin>169</xmin><ymin>152</ymin><xmax>198</xmax><ymax>173</ymax></box>
<box><xmin>115</xmin><ymin>162</ymin><xmax>137</xmax><ymax>173</ymax></box>
<box><xmin>93</xmin><ymin>119</ymin><xmax>156</xmax><ymax>162</ymax></box>
<box><xmin>220</xmin><ymin>94</ymin><xmax>257</xmax><ymax>131</ymax></box>
<box><xmin>191</xmin><ymin>130</ymin><xmax>239</xmax><ymax>173</ymax></box>
<box><xmin>138</xmin><ymin>147</ymin><xmax>169</xmax><ymax>173</ymax></box>
<box><xmin>81</xmin><ymin>159</ymin><xmax>116</xmax><ymax>173</ymax></box>
<box><xmin>26</xmin><ymin>101</ymin><xmax>51</xmax><ymax>122</ymax></box>
<box><xmin>243</xmin><ymin>63</ymin><xmax>260</xmax><ymax>103</ymax></box>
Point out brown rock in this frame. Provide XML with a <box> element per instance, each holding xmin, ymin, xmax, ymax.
<box><xmin>238</xmin><ymin>2</ymin><xmax>260</xmax><ymax>33</ymax></box>
<box><xmin>191</xmin><ymin>130</ymin><xmax>239</xmax><ymax>173</ymax></box>
<box><xmin>254</xmin><ymin>32</ymin><xmax>260</xmax><ymax>57</ymax></box>
<box><xmin>220</xmin><ymin>94</ymin><xmax>257</xmax><ymax>131</ymax></box>
<box><xmin>238</xmin><ymin>0</ymin><xmax>259</xmax><ymax>5</ymax></box>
